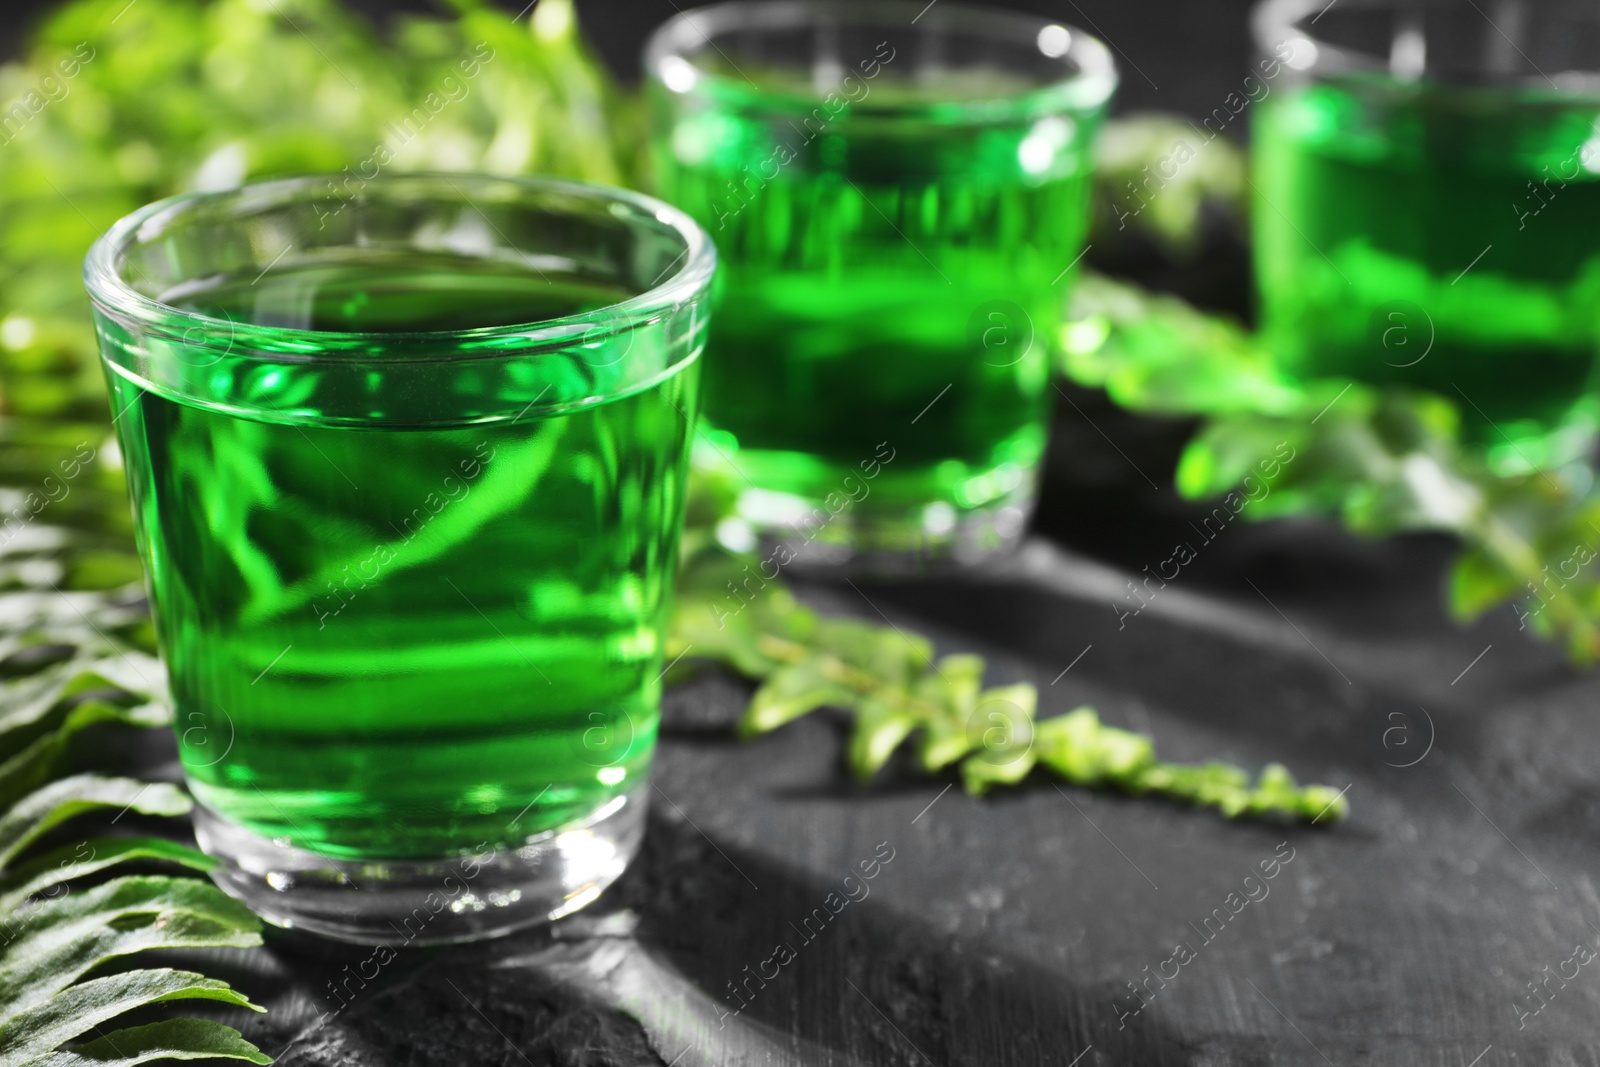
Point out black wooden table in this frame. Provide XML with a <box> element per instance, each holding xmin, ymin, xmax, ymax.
<box><xmin>199</xmin><ymin>400</ymin><xmax>1600</xmax><ymax>1066</ymax></box>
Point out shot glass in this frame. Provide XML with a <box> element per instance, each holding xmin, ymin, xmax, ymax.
<box><xmin>1253</xmin><ymin>0</ymin><xmax>1600</xmax><ymax>472</ymax></box>
<box><xmin>83</xmin><ymin>174</ymin><xmax>715</xmax><ymax>943</ymax></box>
<box><xmin>646</xmin><ymin>0</ymin><xmax>1115</xmax><ymax>571</ymax></box>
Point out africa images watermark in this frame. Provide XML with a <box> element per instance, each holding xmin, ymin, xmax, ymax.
<box><xmin>1112</xmin><ymin>841</ymin><xmax>1297</xmax><ymax>1030</ymax></box>
<box><xmin>1109</xmin><ymin>39</ymin><xmax>1302</xmax><ymax>232</ymax></box>
<box><xmin>0</xmin><ymin>442</ymin><xmax>97</xmax><ymax>551</ymax></box>
<box><xmin>703</xmin><ymin>40</ymin><xmax>897</xmax><ymax>232</ymax></box>
<box><xmin>0</xmin><ymin>841</ymin><xmax>99</xmax><ymax>947</ymax></box>
<box><xmin>1512</xmin><ymin>127</ymin><xmax>1600</xmax><ymax>231</ymax></box>
<box><xmin>1513</xmin><ymin>932</ymin><xmax>1600</xmax><ymax>1031</ymax></box>
<box><xmin>1514</xmin><ymin>533</ymin><xmax>1599</xmax><ymax>635</ymax></box>
<box><xmin>314</xmin><ymin>41</ymin><xmax>496</xmax><ymax>229</ymax></box>
<box><xmin>707</xmin><ymin>440</ymin><xmax>897</xmax><ymax>630</ymax></box>
<box><xmin>0</xmin><ymin>844</ymin><xmax>97</xmax><ymax>940</ymax></box>
<box><xmin>714</xmin><ymin>840</ymin><xmax>898</xmax><ymax>1029</ymax></box>
<box><xmin>313</xmin><ymin>441</ymin><xmax>498</xmax><ymax>628</ymax></box>
<box><xmin>1113</xmin><ymin>441</ymin><xmax>1297</xmax><ymax>629</ymax></box>
<box><xmin>317</xmin><ymin>841</ymin><xmax>497</xmax><ymax>1024</ymax></box>
<box><xmin>0</xmin><ymin>42</ymin><xmax>94</xmax><ymax>148</ymax></box>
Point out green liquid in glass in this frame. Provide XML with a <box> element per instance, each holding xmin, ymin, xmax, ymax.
<box><xmin>1255</xmin><ymin>75</ymin><xmax>1600</xmax><ymax>463</ymax></box>
<box><xmin>650</xmin><ymin>73</ymin><xmax>1093</xmax><ymax>547</ymax></box>
<box><xmin>105</xmin><ymin>255</ymin><xmax>697</xmax><ymax>860</ymax></box>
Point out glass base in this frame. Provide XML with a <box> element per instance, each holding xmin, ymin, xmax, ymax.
<box><xmin>193</xmin><ymin>785</ymin><xmax>647</xmax><ymax>945</ymax></box>
<box><xmin>729</xmin><ymin>484</ymin><xmax>1035</xmax><ymax>576</ymax></box>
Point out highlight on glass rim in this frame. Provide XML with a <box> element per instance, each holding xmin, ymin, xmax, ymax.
<box><xmin>0</xmin><ymin>0</ymin><xmax>1595</xmax><ymax>1061</ymax></box>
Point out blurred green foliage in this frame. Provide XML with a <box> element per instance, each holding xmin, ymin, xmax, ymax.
<box><xmin>1075</xmin><ymin>119</ymin><xmax>1600</xmax><ymax>663</ymax></box>
<box><xmin>1065</xmin><ymin>269</ymin><xmax>1600</xmax><ymax>664</ymax></box>
<box><xmin>1092</xmin><ymin>112</ymin><xmax>1245</xmax><ymax>261</ymax></box>
<box><xmin>0</xmin><ymin>0</ymin><xmax>634</xmax><ymax>424</ymax></box>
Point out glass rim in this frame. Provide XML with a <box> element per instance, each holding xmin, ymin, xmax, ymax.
<box><xmin>1252</xmin><ymin>0</ymin><xmax>1600</xmax><ymax>92</ymax></box>
<box><xmin>643</xmin><ymin>0</ymin><xmax>1118</xmax><ymax>119</ymax></box>
<box><xmin>82</xmin><ymin>172</ymin><xmax>718</xmax><ymax>365</ymax></box>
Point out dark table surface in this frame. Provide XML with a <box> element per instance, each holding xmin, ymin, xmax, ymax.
<box><xmin>194</xmin><ymin>398</ymin><xmax>1600</xmax><ymax>1067</ymax></box>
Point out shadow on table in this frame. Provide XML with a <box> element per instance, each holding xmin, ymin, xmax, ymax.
<box><xmin>269</xmin><ymin>810</ymin><xmax>1193</xmax><ymax>1067</ymax></box>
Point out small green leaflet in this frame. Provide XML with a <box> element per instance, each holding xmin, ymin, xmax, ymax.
<box><xmin>1</xmin><ymin>876</ymin><xmax>262</xmax><ymax>1017</ymax></box>
<box><xmin>0</xmin><ymin>607</ymin><xmax>266</xmax><ymax>1067</ymax></box>
<box><xmin>34</xmin><ymin>1019</ymin><xmax>273</xmax><ymax>1067</ymax></box>
<box><xmin>0</xmin><ymin>693</ymin><xmax>169</xmax><ymax>813</ymax></box>
<box><xmin>0</xmin><ymin>971</ymin><xmax>265</xmax><ymax>1067</ymax></box>
<box><xmin>0</xmin><ymin>837</ymin><xmax>212</xmax><ymax>916</ymax></box>
<box><xmin>0</xmin><ymin>777</ymin><xmax>190</xmax><ymax>871</ymax></box>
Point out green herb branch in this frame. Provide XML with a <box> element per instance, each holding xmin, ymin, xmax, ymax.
<box><xmin>0</xmin><ymin>377</ymin><xmax>267</xmax><ymax>1066</ymax></box>
<box><xmin>1063</xmin><ymin>268</ymin><xmax>1600</xmax><ymax>664</ymax></box>
<box><xmin>668</xmin><ymin>546</ymin><xmax>1349</xmax><ymax>823</ymax></box>
<box><xmin>0</xmin><ymin>564</ymin><xmax>270</xmax><ymax>1065</ymax></box>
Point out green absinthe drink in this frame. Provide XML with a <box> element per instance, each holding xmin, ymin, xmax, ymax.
<box><xmin>1253</xmin><ymin>0</ymin><xmax>1600</xmax><ymax>472</ymax></box>
<box><xmin>84</xmin><ymin>175</ymin><xmax>715</xmax><ymax>944</ymax></box>
<box><xmin>647</xmin><ymin>1</ymin><xmax>1115</xmax><ymax>569</ymax></box>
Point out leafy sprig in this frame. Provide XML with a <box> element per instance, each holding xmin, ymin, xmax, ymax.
<box><xmin>0</xmin><ymin>419</ymin><xmax>267</xmax><ymax>1065</ymax></box>
<box><xmin>669</xmin><ymin>551</ymin><xmax>1349</xmax><ymax>822</ymax></box>
<box><xmin>1063</xmin><ymin>270</ymin><xmax>1600</xmax><ymax>664</ymax></box>
<box><xmin>0</xmin><ymin>633</ymin><xmax>269</xmax><ymax>1065</ymax></box>
<box><xmin>0</xmin><ymin>0</ymin><xmax>635</xmax><ymax>427</ymax></box>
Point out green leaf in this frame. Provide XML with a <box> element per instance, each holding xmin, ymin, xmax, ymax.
<box><xmin>0</xmin><ymin>643</ymin><xmax>78</xmax><ymax>680</ymax></box>
<box><xmin>847</xmin><ymin>697</ymin><xmax>918</xmax><ymax>782</ymax></box>
<box><xmin>64</xmin><ymin>551</ymin><xmax>146</xmax><ymax>593</ymax></box>
<box><xmin>0</xmin><ymin>970</ymin><xmax>264</xmax><ymax>1067</ymax></box>
<box><xmin>1299</xmin><ymin>783</ymin><xmax>1352</xmax><ymax>823</ymax></box>
<box><xmin>0</xmin><ymin>877</ymin><xmax>261</xmax><ymax>1020</ymax></box>
<box><xmin>1059</xmin><ymin>261</ymin><xmax>1600</xmax><ymax>666</ymax></box>
<box><xmin>1035</xmin><ymin>707</ymin><xmax>1152</xmax><ymax>785</ymax></box>
<box><xmin>742</xmin><ymin>660</ymin><xmax>856</xmax><ymax>738</ymax></box>
<box><xmin>1243</xmin><ymin>763</ymin><xmax>1306</xmax><ymax>818</ymax></box>
<box><xmin>1134</xmin><ymin>761</ymin><xmax>1253</xmax><ymax>815</ymax></box>
<box><xmin>669</xmin><ymin>560</ymin><xmax>790</xmax><ymax>678</ymax></box>
<box><xmin>0</xmin><ymin>837</ymin><xmax>212</xmax><ymax>915</ymax></box>
<box><xmin>1448</xmin><ymin>548</ymin><xmax>1521</xmax><ymax>626</ymax></box>
<box><xmin>0</xmin><ymin>699</ymin><xmax>168</xmax><ymax>811</ymax></box>
<box><xmin>946</xmin><ymin>682</ymin><xmax>1037</xmax><ymax>781</ymax></box>
<box><xmin>1062</xmin><ymin>272</ymin><xmax>1301</xmax><ymax>417</ymax></box>
<box><xmin>0</xmin><ymin>656</ymin><xmax>164</xmax><ymax>757</ymax></box>
<box><xmin>0</xmin><ymin>5</ymin><xmax>658</xmax><ymax>1067</ymax></box>
<box><xmin>916</xmin><ymin>713</ymin><xmax>973</xmax><ymax>773</ymax></box>
<box><xmin>960</xmin><ymin>748</ymin><xmax>1038</xmax><ymax>796</ymax></box>
<box><xmin>815</xmin><ymin>618</ymin><xmax>932</xmax><ymax>686</ymax></box>
<box><xmin>0</xmin><ymin>777</ymin><xmax>190</xmax><ymax>870</ymax></box>
<box><xmin>913</xmin><ymin>655</ymin><xmax>986</xmax><ymax>772</ymax></box>
<box><xmin>37</xmin><ymin>1018</ymin><xmax>271</xmax><ymax>1067</ymax></box>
